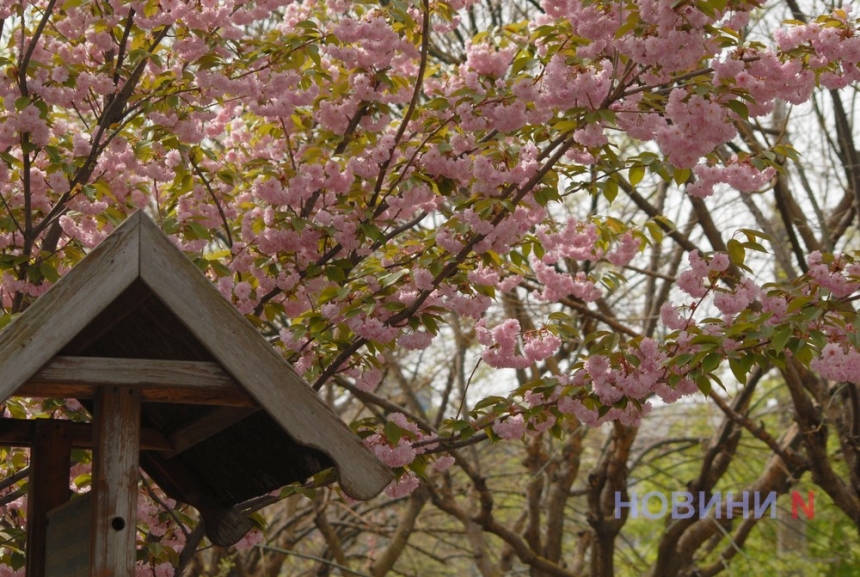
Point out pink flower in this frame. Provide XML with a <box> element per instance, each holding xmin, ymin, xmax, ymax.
<box><xmin>607</xmin><ymin>232</ymin><xmax>640</xmax><ymax>266</ymax></box>
<box><xmin>165</xmin><ymin>150</ymin><xmax>182</xmax><ymax>168</ymax></box>
<box><xmin>523</xmin><ymin>331</ymin><xmax>561</xmax><ymax>362</ymax></box>
<box><xmin>493</xmin><ymin>414</ymin><xmax>525</xmax><ymax>440</ymax></box>
<box><xmin>432</xmin><ymin>455</ymin><xmax>455</xmax><ymax>472</ymax></box>
<box><xmin>233</xmin><ymin>281</ymin><xmax>253</xmax><ymax>300</ymax></box>
<box><xmin>660</xmin><ymin>302</ymin><xmax>688</xmax><ymax>330</ymax></box>
<box><xmin>677</xmin><ymin>269</ymin><xmax>707</xmax><ymax>298</ymax></box>
<box><xmin>385</xmin><ymin>473</ymin><xmax>420</xmax><ymax>498</ymax></box>
<box><xmin>234</xmin><ymin>529</ymin><xmax>264</xmax><ymax>551</ymax></box>
<box><xmin>0</xmin><ymin>564</ymin><xmax>23</xmax><ymax>577</ymax></box>
<box><xmin>480</xmin><ymin>319</ymin><xmax>531</xmax><ymax>369</ymax></box>
<box><xmin>398</xmin><ymin>330</ymin><xmax>433</xmax><ymax>351</ymax></box>
<box><xmin>465</xmin><ymin>42</ymin><xmax>515</xmax><ymax>77</ymax></box>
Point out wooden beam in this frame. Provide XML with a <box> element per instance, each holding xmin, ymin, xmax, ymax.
<box><xmin>31</xmin><ymin>356</ymin><xmax>239</xmax><ymax>388</ymax></box>
<box><xmin>0</xmin><ymin>418</ymin><xmax>172</xmax><ymax>451</ymax></box>
<box><xmin>161</xmin><ymin>407</ymin><xmax>259</xmax><ymax>458</ymax></box>
<box><xmin>18</xmin><ymin>356</ymin><xmax>257</xmax><ymax>407</ymax></box>
<box><xmin>14</xmin><ymin>384</ymin><xmax>257</xmax><ymax>407</ymax></box>
<box><xmin>90</xmin><ymin>386</ymin><xmax>141</xmax><ymax>576</ymax></box>
<box><xmin>26</xmin><ymin>420</ymin><xmax>71</xmax><ymax>577</ymax></box>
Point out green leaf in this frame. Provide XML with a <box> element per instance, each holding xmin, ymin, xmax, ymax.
<box><xmin>380</xmin><ymin>269</ymin><xmax>409</xmax><ymax>288</ymax></box>
<box><xmin>39</xmin><ymin>261</ymin><xmax>59</xmax><ymax>283</ymax></box>
<box><xmin>727</xmin><ymin>239</ymin><xmax>745</xmax><ymax>266</ymax></box>
<box><xmin>701</xmin><ymin>352</ymin><xmax>722</xmax><ymax>373</ymax></box>
<box><xmin>771</xmin><ymin>327</ymin><xmax>792</xmax><ymax>352</ymax></box>
<box><xmin>421</xmin><ymin>314</ymin><xmax>439</xmax><ymax>334</ymax></box>
<box><xmin>603</xmin><ymin>177</ymin><xmax>618</xmax><ymax>203</ymax></box>
<box><xmin>729</xmin><ymin>354</ymin><xmax>756</xmax><ymax>384</ymax></box>
<box><xmin>384</xmin><ymin>421</ymin><xmax>404</xmax><ymax>444</ymax></box>
<box><xmin>473</xmin><ymin>396</ymin><xmax>508</xmax><ymax>411</ymax></box>
<box><xmin>726</xmin><ymin>99</ymin><xmax>749</xmax><ymax>120</ymax></box>
<box><xmin>787</xmin><ymin>295</ymin><xmax>812</xmax><ymax>313</ymax></box>
<box><xmin>696</xmin><ymin>374</ymin><xmax>712</xmax><ymax>395</ymax></box>
<box><xmin>324</xmin><ymin>265</ymin><xmax>346</xmax><ymax>283</ymax></box>
<box><xmin>673</xmin><ymin>167</ymin><xmax>691</xmax><ymax>185</ymax></box>
<box><xmin>645</xmin><ymin>221</ymin><xmax>664</xmax><ymax>243</ymax></box>
<box><xmin>629</xmin><ymin>165</ymin><xmax>645</xmax><ymax>186</ymax></box>
<box><xmin>739</xmin><ymin>228</ymin><xmax>771</xmax><ymax>242</ymax></box>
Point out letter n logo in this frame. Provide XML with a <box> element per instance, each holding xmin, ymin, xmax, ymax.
<box><xmin>791</xmin><ymin>491</ymin><xmax>814</xmax><ymax>519</ymax></box>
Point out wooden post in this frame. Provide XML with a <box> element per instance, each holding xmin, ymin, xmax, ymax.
<box><xmin>90</xmin><ymin>386</ymin><xmax>141</xmax><ymax>576</ymax></box>
<box><xmin>26</xmin><ymin>420</ymin><xmax>71</xmax><ymax>577</ymax></box>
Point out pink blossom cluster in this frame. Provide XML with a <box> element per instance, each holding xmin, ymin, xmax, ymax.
<box><xmin>362</xmin><ymin>413</ymin><xmax>453</xmax><ymax>497</ymax></box>
<box><xmin>325</xmin><ymin>15</ymin><xmax>418</xmax><ymax>71</ymax></box>
<box><xmin>492</xmin><ymin>414</ymin><xmax>526</xmax><ymax>440</ymax></box>
<box><xmin>713</xmin><ymin>278</ymin><xmax>760</xmax><ymax>319</ymax></box>
<box><xmin>364</xmin><ymin>413</ymin><xmax>422</xmax><ymax>468</ymax></box>
<box><xmin>665</xmin><ymin>250</ymin><xmax>763</xmax><ymax>326</ymax></box>
<box><xmin>655</xmin><ymin>248</ymin><xmax>860</xmax><ymax>405</ymax></box>
<box><xmin>135</xmin><ymin>562</ymin><xmax>174</xmax><ymax>577</ymax></box>
<box><xmin>536</xmin><ymin>218</ymin><xmax>602</xmax><ymax>261</ymax></box>
<box><xmin>811</xmin><ymin>343</ymin><xmax>860</xmax><ymax>384</ymax></box>
<box><xmin>607</xmin><ymin>232</ymin><xmax>640</xmax><ymax>267</ymax></box>
<box><xmin>397</xmin><ymin>330</ymin><xmax>434</xmax><ymax>351</ymax></box>
<box><xmin>676</xmin><ymin>250</ymin><xmax>727</xmax><ymax>299</ymax></box>
<box><xmin>774</xmin><ymin>7</ymin><xmax>860</xmax><ymax>89</ymax></box>
<box><xmin>234</xmin><ymin>528</ymin><xmax>265</xmax><ymax>551</ymax></box>
<box><xmin>567</xmin><ymin>337</ymin><xmax>690</xmax><ymax>408</ymax></box>
<box><xmin>654</xmin><ymin>90</ymin><xmax>737</xmax><ymax>169</ymax></box>
<box><xmin>477</xmin><ymin>319</ymin><xmax>562</xmax><ymax>369</ymax></box>
<box><xmin>531</xmin><ymin>258</ymin><xmax>603</xmax><ymax>303</ymax></box>
<box><xmin>558</xmin><ymin>394</ymin><xmax>653</xmax><ymax>428</ymax></box>
<box><xmin>135</xmin><ymin>486</ymin><xmax>187</xmax><ymax>572</ymax></box>
<box><xmin>537</xmin><ymin>56</ymin><xmax>614</xmax><ymax>111</ymax></box>
<box><xmin>618</xmin><ymin>4</ymin><xmax>713</xmax><ymax>74</ymax></box>
<box><xmin>688</xmin><ymin>158</ymin><xmax>776</xmax><ymax>198</ymax></box>
<box><xmin>807</xmin><ymin>251</ymin><xmax>860</xmax><ymax>298</ymax></box>
<box><xmin>385</xmin><ymin>473</ymin><xmax>420</xmax><ymax>499</ymax></box>
<box><xmin>539</xmin><ymin>0</ymin><xmax>623</xmax><ymax>59</ymax></box>
<box><xmin>347</xmin><ymin>316</ymin><xmax>400</xmax><ymax>344</ymax></box>
<box><xmin>660</xmin><ymin>302</ymin><xmax>690</xmax><ymax>331</ymax></box>
<box><xmin>466</xmin><ymin>42</ymin><xmax>516</xmax><ymax>78</ymax></box>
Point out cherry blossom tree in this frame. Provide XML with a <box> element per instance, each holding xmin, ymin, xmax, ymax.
<box><xmin>0</xmin><ymin>0</ymin><xmax>859</xmax><ymax>574</ymax></box>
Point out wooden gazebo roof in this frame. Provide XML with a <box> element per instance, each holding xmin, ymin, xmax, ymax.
<box><xmin>0</xmin><ymin>211</ymin><xmax>391</xmax><ymax>545</ymax></box>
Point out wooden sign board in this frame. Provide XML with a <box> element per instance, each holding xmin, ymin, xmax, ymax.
<box><xmin>45</xmin><ymin>493</ymin><xmax>91</xmax><ymax>577</ymax></box>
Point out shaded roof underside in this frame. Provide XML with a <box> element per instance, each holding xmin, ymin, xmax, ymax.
<box><xmin>63</xmin><ymin>279</ymin><xmax>333</xmax><ymax>508</ymax></box>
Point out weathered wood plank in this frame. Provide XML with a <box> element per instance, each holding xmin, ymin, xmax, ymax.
<box><xmin>26</xmin><ymin>420</ymin><xmax>72</xmax><ymax>577</ymax></box>
<box><xmin>32</xmin><ymin>356</ymin><xmax>240</xmax><ymax>388</ymax></box>
<box><xmin>14</xmin><ymin>384</ymin><xmax>257</xmax><ymax>407</ymax></box>
<box><xmin>161</xmin><ymin>406</ymin><xmax>259</xmax><ymax>458</ymax></box>
<box><xmin>90</xmin><ymin>386</ymin><xmax>141</xmax><ymax>576</ymax></box>
<box><xmin>0</xmin><ymin>212</ymin><xmax>142</xmax><ymax>403</ymax></box>
<box><xmin>138</xmin><ymin>213</ymin><xmax>393</xmax><ymax>500</ymax></box>
<box><xmin>0</xmin><ymin>418</ymin><xmax>172</xmax><ymax>451</ymax></box>
<box><xmin>46</xmin><ymin>494</ymin><xmax>92</xmax><ymax>577</ymax></box>
<box><xmin>21</xmin><ymin>356</ymin><xmax>257</xmax><ymax>406</ymax></box>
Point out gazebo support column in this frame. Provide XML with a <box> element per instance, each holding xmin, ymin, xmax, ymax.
<box><xmin>90</xmin><ymin>386</ymin><xmax>141</xmax><ymax>576</ymax></box>
<box><xmin>25</xmin><ymin>420</ymin><xmax>71</xmax><ymax>577</ymax></box>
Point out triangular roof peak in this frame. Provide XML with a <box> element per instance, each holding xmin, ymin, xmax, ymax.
<box><xmin>0</xmin><ymin>211</ymin><xmax>391</xmax><ymax>501</ymax></box>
